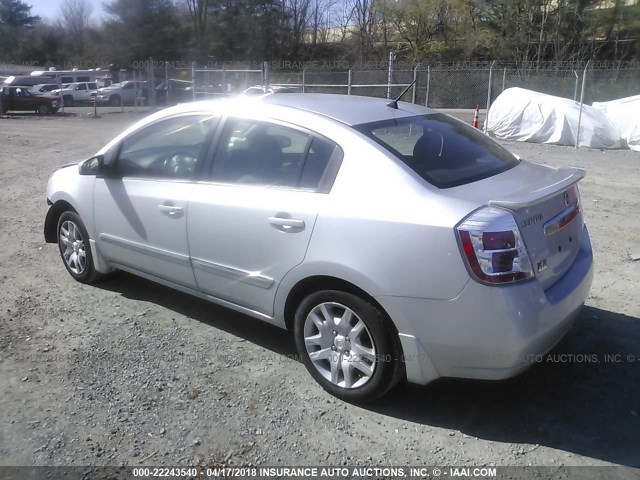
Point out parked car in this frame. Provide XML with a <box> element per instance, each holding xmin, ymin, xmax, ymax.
<box><xmin>52</xmin><ymin>82</ymin><xmax>99</xmax><ymax>106</ymax></box>
<box><xmin>95</xmin><ymin>81</ymin><xmax>147</xmax><ymax>106</ymax></box>
<box><xmin>243</xmin><ymin>85</ymin><xmax>300</xmax><ymax>96</ymax></box>
<box><xmin>1</xmin><ymin>85</ymin><xmax>60</xmax><ymax>115</ymax></box>
<box><xmin>43</xmin><ymin>94</ymin><xmax>593</xmax><ymax>401</ymax></box>
<box><xmin>29</xmin><ymin>83</ymin><xmax>64</xmax><ymax>95</ymax></box>
<box><xmin>152</xmin><ymin>79</ymin><xmax>193</xmax><ymax>106</ymax></box>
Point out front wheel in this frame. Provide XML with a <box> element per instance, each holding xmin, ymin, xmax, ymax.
<box><xmin>294</xmin><ymin>290</ymin><xmax>404</xmax><ymax>402</ymax></box>
<box><xmin>57</xmin><ymin>211</ymin><xmax>103</xmax><ymax>284</ymax></box>
<box><xmin>37</xmin><ymin>104</ymin><xmax>51</xmax><ymax>115</ymax></box>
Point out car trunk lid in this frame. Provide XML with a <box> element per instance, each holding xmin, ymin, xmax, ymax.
<box><xmin>448</xmin><ymin>161</ymin><xmax>585</xmax><ymax>290</ymax></box>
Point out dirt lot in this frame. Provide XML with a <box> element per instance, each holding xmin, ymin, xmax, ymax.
<box><xmin>0</xmin><ymin>109</ymin><xmax>639</xmax><ymax>471</ymax></box>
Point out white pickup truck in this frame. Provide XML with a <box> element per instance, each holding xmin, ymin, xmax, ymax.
<box><xmin>53</xmin><ymin>82</ymin><xmax>99</xmax><ymax>106</ymax></box>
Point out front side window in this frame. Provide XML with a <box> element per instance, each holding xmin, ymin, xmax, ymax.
<box><xmin>354</xmin><ymin>114</ymin><xmax>520</xmax><ymax>188</ymax></box>
<box><xmin>209</xmin><ymin>118</ymin><xmax>338</xmax><ymax>190</ymax></box>
<box><xmin>115</xmin><ymin>115</ymin><xmax>217</xmax><ymax>179</ymax></box>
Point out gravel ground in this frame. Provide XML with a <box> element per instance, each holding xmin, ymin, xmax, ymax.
<box><xmin>0</xmin><ymin>109</ymin><xmax>639</xmax><ymax>471</ymax></box>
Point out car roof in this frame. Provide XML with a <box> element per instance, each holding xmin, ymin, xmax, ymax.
<box><xmin>166</xmin><ymin>94</ymin><xmax>436</xmax><ymax>127</ymax></box>
<box><xmin>258</xmin><ymin>93</ymin><xmax>435</xmax><ymax>126</ymax></box>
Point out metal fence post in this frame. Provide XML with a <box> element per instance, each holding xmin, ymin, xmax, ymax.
<box><xmin>573</xmin><ymin>70</ymin><xmax>579</xmax><ymax>101</ymax></box>
<box><xmin>58</xmin><ymin>73</ymin><xmax>64</xmax><ymax>114</ymax></box>
<box><xmin>222</xmin><ymin>66</ymin><xmax>226</xmax><ymax>95</ymax></box>
<box><xmin>484</xmin><ymin>61</ymin><xmax>496</xmax><ymax>133</ymax></box>
<box><xmin>133</xmin><ymin>69</ymin><xmax>138</xmax><ymax>110</ymax></box>
<box><xmin>412</xmin><ymin>63</ymin><xmax>420</xmax><ymax>104</ymax></box>
<box><xmin>192</xmin><ymin>61</ymin><xmax>196</xmax><ymax>102</ymax></box>
<box><xmin>165</xmin><ymin>61</ymin><xmax>169</xmax><ymax>105</ymax></box>
<box><xmin>425</xmin><ymin>65</ymin><xmax>431</xmax><ymax>107</ymax></box>
<box><xmin>502</xmin><ymin>67</ymin><xmax>507</xmax><ymax>92</ymax></box>
<box><xmin>149</xmin><ymin>57</ymin><xmax>156</xmax><ymax>110</ymax></box>
<box><xmin>347</xmin><ymin>70</ymin><xmax>352</xmax><ymax>95</ymax></box>
<box><xmin>302</xmin><ymin>68</ymin><xmax>306</xmax><ymax>93</ymax></box>
<box><xmin>386</xmin><ymin>51</ymin><xmax>395</xmax><ymax>99</ymax></box>
<box><xmin>262</xmin><ymin>61</ymin><xmax>270</xmax><ymax>89</ymax></box>
<box><xmin>575</xmin><ymin>60</ymin><xmax>591</xmax><ymax>149</ymax></box>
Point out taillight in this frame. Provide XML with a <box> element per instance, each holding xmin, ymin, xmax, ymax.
<box><xmin>456</xmin><ymin>207</ymin><xmax>534</xmax><ymax>285</ymax></box>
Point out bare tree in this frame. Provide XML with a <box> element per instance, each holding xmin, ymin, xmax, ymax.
<box><xmin>309</xmin><ymin>0</ymin><xmax>337</xmax><ymax>45</ymax></box>
<box><xmin>279</xmin><ymin>0</ymin><xmax>311</xmax><ymax>55</ymax></box>
<box><xmin>59</xmin><ymin>0</ymin><xmax>92</xmax><ymax>52</ymax></box>
<box><xmin>59</xmin><ymin>0</ymin><xmax>93</xmax><ymax>34</ymax></box>
<box><xmin>186</xmin><ymin>0</ymin><xmax>209</xmax><ymax>57</ymax></box>
<box><xmin>349</xmin><ymin>0</ymin><xmax>379</xmax><ymax>63</ymax></box>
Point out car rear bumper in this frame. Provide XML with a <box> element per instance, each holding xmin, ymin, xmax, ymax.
<box><xmin>376</xmin><ymin>225</ymin><xmax>594</xmax><ymax>385</ymax></box>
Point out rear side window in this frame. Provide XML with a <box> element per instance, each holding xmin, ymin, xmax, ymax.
<box><xmin>354</xmin><ymin>114</ymin><xmax>519</xmax><ymax>188</ymax></box>
<box><xmin>209</xmin><ymin>118</ymin><xmax>339</xmax><ymax>191</ymax></box>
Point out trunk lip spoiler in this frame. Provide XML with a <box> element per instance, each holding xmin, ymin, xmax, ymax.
<box><xmin>488</xmin><ymin>167</ymin><xmax>586</xmax><ymax>210</ymax></box>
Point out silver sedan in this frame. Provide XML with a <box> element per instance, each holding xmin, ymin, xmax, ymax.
<box><xmin>44</xmin><ymin>94</ymin><xmax>594</xmax><ymax>401</ymax></box>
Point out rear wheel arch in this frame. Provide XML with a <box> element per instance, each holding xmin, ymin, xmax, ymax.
<box><xmin>44</xmin><ymin>200</ymin><xmax>78</xmax><ymax>243</ymax></box>
<box><xmin>283</xmin><ymin>275</ymin><xmax>397</xmax><ymax>334</ymax></box>
<box><xmin>288</xmin><ymin>278</ymin><xmax>407</xmax><ymax>400</ymax></box>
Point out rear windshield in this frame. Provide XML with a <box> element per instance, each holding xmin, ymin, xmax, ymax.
<box><xmin>354</xmin><ymin>113</ymin><xmax>519</xmax><ymax>188</ymax></box>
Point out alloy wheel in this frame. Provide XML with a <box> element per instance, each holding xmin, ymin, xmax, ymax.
<box><xmin>303</xmin><ymin>302</ymin><xmax>377</xmax><ymax>389</ymax></box>
<box><xmin>59</xmin><ymin>220</ymin><xmax>87</xmax><ymax>275</ymax></box>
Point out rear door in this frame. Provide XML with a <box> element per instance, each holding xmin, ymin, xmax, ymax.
<box><xmin>187</xmin><ymin>117</ymin><xmax>342</xmax><ymax>316</ymax></box>
<box><xmin>75</xmin><ymin>83</ymin><xmax>89</xmax><ymax>102</ymax></box>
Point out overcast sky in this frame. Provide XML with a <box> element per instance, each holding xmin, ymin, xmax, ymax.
<box><xmin>27</xmin><ymin>0</ymin><xmax>105</xmax><ymax>23</ymax></box>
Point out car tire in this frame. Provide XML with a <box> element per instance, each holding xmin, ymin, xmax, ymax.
<box><xmin>109</xmin><ymin>95</ymin><xmax>121</xmax><ymax>107</ymax></box>
<box><xmin>293</xmin><ymin>290</ymin><xmax>405</xmax><ymax>403</ymax></box>
<box><xmin>57</xmin><ymin>211</ymin><xmax>103</xmax><ymax>284</ymax></box>
<box><xmin>63</xmin><ymin>95</ymin><xmax>74</xmax><ymax>107</ymax></box>
<box><xmin>37</xmin><ymin>104</ymin><xmax>51</xmax><ymax>115</ymax></box>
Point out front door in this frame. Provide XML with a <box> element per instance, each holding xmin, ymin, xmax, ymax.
<box><xmin>94</xmin><ymin>114</ymin><xmax>217</xmax><ymax>288</ymax></box>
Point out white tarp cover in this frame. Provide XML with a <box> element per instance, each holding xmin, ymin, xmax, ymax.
<box><xmin>592</xmin><ymin>95</ymin><xmax>640</xmax><ymax>152</ymax></box>
<box><xmin>487</xmin><ymin>87</ymin><xmax>623</xmax><ymax>149</ymax></box>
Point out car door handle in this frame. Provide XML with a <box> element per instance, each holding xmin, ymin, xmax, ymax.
<box><xmin>268</xmin><ymin>217</ymin><xmax>305</xmax><ymax>229</ymax></box>
<box><xmin>158</xmin><ymin>205</ymin><xmax>183</xmax><ymax>217</ymax></box>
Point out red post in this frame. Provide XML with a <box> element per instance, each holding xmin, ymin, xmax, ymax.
<box><xmin>473</xmin><ymin>104</ymin><xmax>480</xmax><ymax>129</ymax></box>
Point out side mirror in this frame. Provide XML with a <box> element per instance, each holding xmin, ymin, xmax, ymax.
<box><xmin>80</xmin><ymin>155</ymin><xmax>116</xmax><ymax>177</ymax></box>
<box><xmin>80</xmin><ymin>155</ymin><xmax>105</xmax><ymax>175</ymax></box>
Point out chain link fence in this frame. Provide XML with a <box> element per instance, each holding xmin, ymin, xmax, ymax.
<box><xmin>26</xmin><ymin>59</ymin><xmax>631</xmax><ymax>112</ymax></box>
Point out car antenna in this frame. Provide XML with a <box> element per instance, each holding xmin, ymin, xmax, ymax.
<box><xmin>386</xmin><ymin>79</ymin><xmax>417</xmax><ymax>110</ymax></box>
